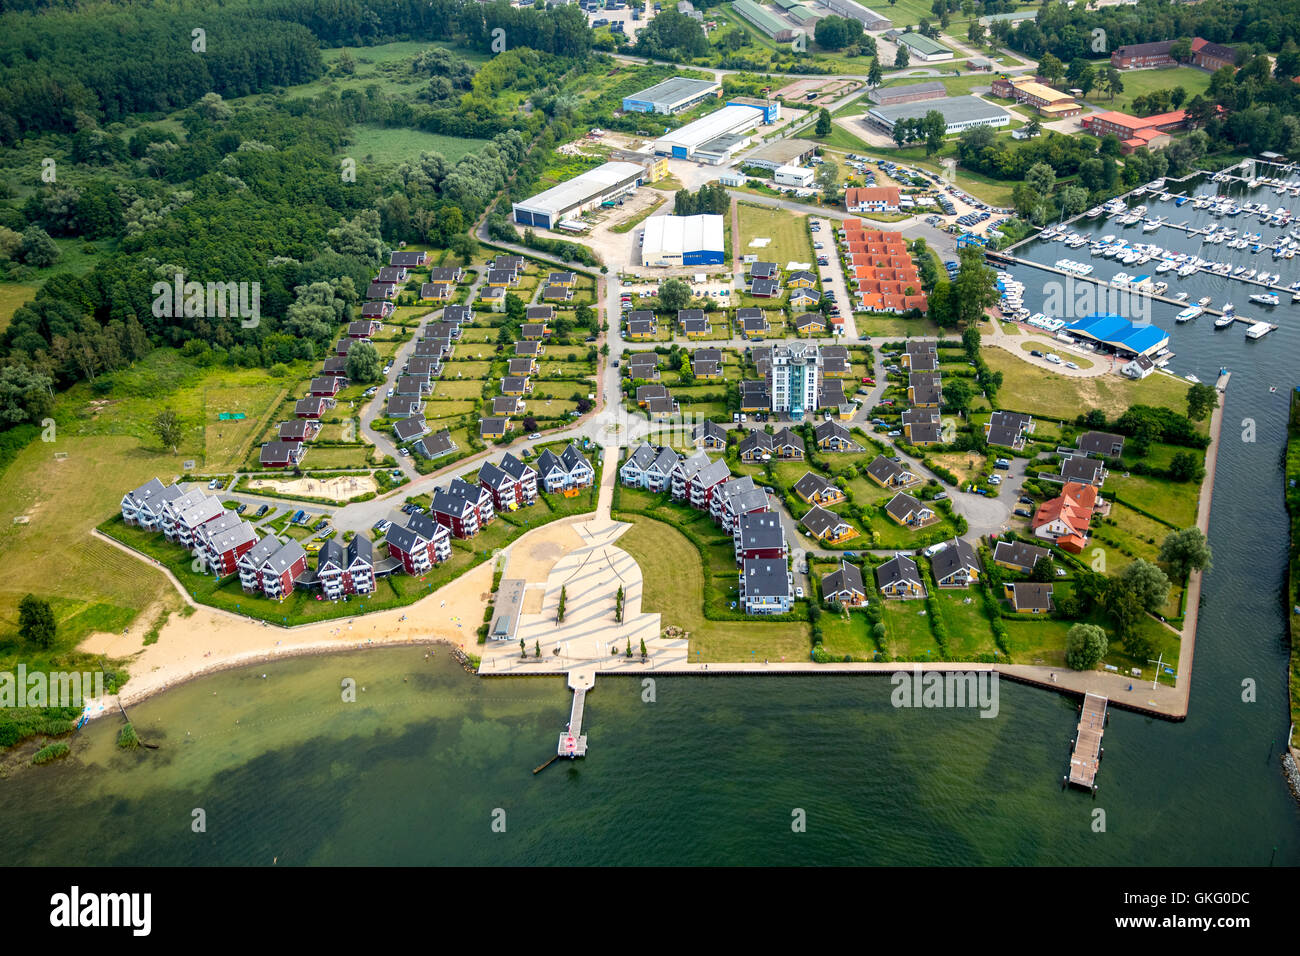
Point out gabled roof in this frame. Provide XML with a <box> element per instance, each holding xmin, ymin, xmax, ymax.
<box><xmin>535</xmin><ymin>449</ymin><xmax>565</xmax><ymax>480</ymax></box>
<box><xmin>393</xmin><ymin>415</ymin><xmax>428</xmax><ymax>443</ymax></box>
<box><xmin>1008</xmin><ymin>581</ymin><xmax>1053</xmax><ymax>611</ymax></box>
<box><xmin>884</xmin><ymin>492</ymin><xmax>926</xmax><ymax>522</ymax></box>
<box><xmin>931</xmin><ymin>538</ymin><xmax>980</xmax><ymax>581</ymax></box>
<box><xmin>317</xmin><ymin>538</ymin><xmax>345</xmax><ymax>572</ymax></box>
<box><xmin>800</xmin><ymin>505</ymin><xmax>848</xmax><ymax>538</ymax></box>
<box><xmin>417</xmin><ymin>429</ymin><xmax>457</xmax><ymax>459</ymax></box>
<box><xmin>814</xmin><ymin>419</ymin><xmax>852</xmax><ymax>443</ymax></box>
<box><xmin>622</xmin><ymin>443</ymin><xmax>660</xmax><ymax>471</ymax></box>
<box><xmin>208</xmin><ymin>520</ymin><xmax>257</xmax><ymax>555</ymax></box>
<box><xmin>866</xmin><ymin>454</ymin><xmax>908</xmax><ymax>484</ymax></box>
<box><xmin>478</xmin><ymin>461</ymin><xmax>512</xmax><ymax>490</ymax></box>
<box><xmin>735</xmin><ymin>511</ymin><xmax>785</xmax><ymax>551</ymax></box>
<box><xmin>241</xmin><ymin>535</ymin><xmax>281</xmax><ymax>569</ymax></box>
<box><xmin>499</xmin><ymin>452</ymin><xmax>536</xmax><ymax>483</ymax></box>
<box><xmin>822</xmin><ymin>560</ymin><xmax>865</xmax><ymax>597</ymax></box>
<box><xmin>993</xmin><ymin>539</ymin><xmax>1049</xmax><ymax>570</ymax></box>
<box><xmin>693</xmin><ymin>458</ymin><xmax>731</xmax><ymax>488</ymax></box>
<box><xmin>794</xmin><ymin>471</ymin><xmax>834</xmax><ymax>500</ymax></box>
<box><xmin>694</xmin><ymin>420</ymin><xmax>728</xmax><ymax>444</ymax></box>
<box><xmin>876</xmin><ymin>554</ymin><xmax>922</xmax><ymax>590</ymax></box>
<box><xmin>1076</xmin><ymin>430</ymin><xmax>1125</xmax><ymax>457</ymax></box>
<box><xmin>262</xmin><ymin>540</ymin><xmax>307</xmax><ymax>575</ymax></box>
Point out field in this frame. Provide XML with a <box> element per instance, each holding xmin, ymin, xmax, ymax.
<box><xmin>204</xmin><ymin>383</ymin><xmax>290</xmax><ymax>472</ymax></box>
<box><xmin>1089</xmin><ymin>66</ymin><xmax>1213</xmax><ymax>114</ymax></box>
<box><xmin>737</xmin><ymin>202</ymin><xmax>814</xmax><ymax>269</ymax></box>
<box><xmin>0</xmin><ymin>283</ymin><xmax>36</xmax><ymax>333</ymax></box>
<box><xmin>0</xmin><ymin>435</ymin><xmax>182</xmax><ymax>657</ymax></box>
<box><xmin>348</xmin><ymin>125</ymin><xmax>488</xmax><ymax>165</ymax></box>
<box><xmin>983</xmin><ymin>348</ymin><xmax>1194</xmax><ymax>420</ymax></box>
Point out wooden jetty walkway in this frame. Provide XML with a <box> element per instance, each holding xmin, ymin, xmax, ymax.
<box><xmin>1066</xmin><ymin>692</ymin><xmax>1108</xmax><ymax>793</ymax></box>
<box><xmin>558</xmin><ymin>669</ymin><xmax>594</xmax><ymax>759</ymax></box>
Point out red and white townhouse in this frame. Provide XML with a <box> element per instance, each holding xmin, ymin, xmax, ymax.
<box><xmin>386</xmin><ymin>513</ymin><xmax>453</xmax><ymax>575</ymax></box>
<box><xmin>670</xmin><ymin>450</ymin><xmax>711</xmax><ymax>501</ymax></box>
<box><xmin>316</xmin><ymin>536</ymin><xmax>375</xmax><ymax>599</ymax></box>
<box><xmin>688</xmin><ymin>457</ymin><xmax>732</xmax><ymax>510</ymax></box>
<box><xmin>479</xmin><ymin>452</ymin><xmax>538</xmax><ymax>511</ymax></box>
<box><xmin>259</xmin><ymin>540</ymin><xmax>308</xmax><ymax>601</ymax></box>
<box><xmin>204</xmin><ymin>520</ymin><xmax>259</xmax><ymax>576</ymax></box>
<box><xmin>278</xmin><ymin>420</ymin><xmax>321</xmax><ymax>442</ymax></box>
<box><xmin>733</xmin><ymin>512</ymin><xmax>787</xmax><ymax>564</ymax></box>
<box><xmin>295</xmin><ymin>396</ymin><xmax>331</xmax><ymax>419</ymax></box>
<box><xmin>431</xmin><ymin>477</ymin><xmax>495</xmax><ymax>539</ymax></box>
<box><xmin>121</xmin><ymin>477</ymin><xmax>183</xmax><ymax>530</ymax></box>
<box><xmin>170</xmin><ymin>494</ymin><xmax>225</xmax><ymax>549</ymax></box>
<box><xmin>348</xmin><ymin>319</ymin><xmax>380</xmax><ymax>339</ymax></box>
<box><xmin>710</xmin><ymin>475</ymin><xmax>771</xmax><ymax>532</ymax></box>
<box><xmin>310</xmin><ymin>376</ymin><xmax>342</xmax><ymax>398</ymax></box>
<box><xmin>260</xmin><ymin>439</ymin><xmax>306</xmax><ymax>469</ymax></box>
<box><xmin>193</xmin><ymin>509</ymin><xmax>241</xmax><ymax>560</ymax></box>
<box><xmin>238</xmin><ymin>537</ymin><xmax>282</xmax><ymax>593</ymax></box>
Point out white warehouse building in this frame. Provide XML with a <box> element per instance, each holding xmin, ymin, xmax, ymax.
<box><xmin>641</xmin><ymin>214</ymin><xmax>726</xmax><ymax>267</ymax></box>
<box><xmin>774</xmin><ymin>165</ymin><xmax>815</xmax><ymax>187</ymax></box>
<box><xmin>652</xmin><ymin>104</ymin><xmax>768</xmax><ymax>163</ymax></box>
<box><xmin>511</xmin><ymin>161</ymin><xmax>646</xmax><ymax>230</ymax></box>
<box><xmin>816</xmin><ymin>0</ymin><xmax>891</xmax><ymax>30</ymax></box>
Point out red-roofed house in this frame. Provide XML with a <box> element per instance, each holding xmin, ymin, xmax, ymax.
<box><xmin>1031</xmin><ymin>481</ymin><xmax>1099</xmax><ymax>553</ymax></box>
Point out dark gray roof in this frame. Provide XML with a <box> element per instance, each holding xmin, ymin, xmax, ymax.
<box><xmin>393</xmin><ymin>415</ymin><xmax>428</xmax><ymax>443</ymax></box>
<box><xmin>794</xmin><ymin>471</ymin><xmax>834</xmax><ymax>499</ymax></box>
<box><xmin>499</xmin><ymin>452</ymin><xmax>535</xmax><ymax>483</ymax></box>
<box><xmin>993</xmin><ymin>539</ymin><xmax>1049</xmax><ymax>570</ymax></box>
<box><xmin>931</xmin><ymin>537</ymin><xmax>980</xmax><ymax>582</ymax></box>
<box><xmin>884</xmin><ymin>492</ymin><xmax>925</xmax><ymax>522</ymax></box>
<box><xmin>800</xmin><ymin>505</ymin><xmax>847</xmax><ymax>538</ymax></box>
<box><xmin>694</xmin><ymin>420</ymin><xmax>728</xmax><ymax>444</ymax></box>
<box><xmin>278</xmin><ymin>416</ymin><xmax>314</xmax><ymax>439</ymax></box>
<box><xmin>1060</xmin><ymin>455</ymin><xmax>1103</xmax><ymax>483</ymax></box>
<box><xmin>415</xmin><ymin>429</ymin><xmax>457</xmax><ymax>460</ymax></box>
<box><xmin>876</xmin><ymin>554</ymin><xmax>922</xmax><ymax>591</ymax></box>
<box><xmin>263</xmin><ymin>540</ymin><xmax>307</xmax><ymax>575</ymax></box>
<box><xmin>822</xmin><ymin>560</ymin><xmax>865</xmax><ymax>597</ymax></box>
<box><xmin>1077</xmin><ymin>430</ymin><xmax>1125</xmax><ymax>457</ymax></box>
<box><xmin>735</xmin><ymin>511</ymin><xmax>785</xmax><ymax>551</ymax></box>
<box><xmin>741</xmin><ymin>558</ymin><xmax>790</xmax><ymax>598</ymax></box>
<box><xmin>1009</xmin><ymin>582</ymin><xmax>1053</xmax><ymax>611</ymax></box>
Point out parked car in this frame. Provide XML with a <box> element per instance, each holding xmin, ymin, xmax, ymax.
<box><xmin>994</xmin><ymin>459</ymin><xmax>1011</xmax><ymax>470</ymax></box>
<box><xmin>887</xmin><ymin>430</ymin><xmax>902</xmax><ymax>437</ymax></box>
<box><xmin>795</xmin><ymin>586</ymin><xmax>805</xmax><ymax>599</ymax></box>
<box><xmin>254</xmin><ymin>504</ymin><xmax>270</xmax><ymax>518</ymax></box>
<box><xmin>399</xmin><ymin>447</ymin><xmax>411</xmax><ymax>457</ymax></box>
<box><xmin>933</xmin><ymin>492</ymin><xmax>948</xmax><ymax>501</ymax></box>
<box><xmin>207</xmin><ymin>478</ymin><xmax>221</xmax><ymax>489</ymax></box>
<box><xmin>1014</xmin><ymin>508</ymin><xmax>1032</xmax><ymax>517</ymax></box>
<box><xmin>530</xmin><ymin>432</ymin><xmax>542</xmax><ymax>440</ymax></box>
<box><xmin>236</xmin><ymin>502</ymin><xmax>247</xmax><ymax>514</ymax></box>
<box><xmin>318</xmin><ymin>526</ymin><xmax>336</xmax><ymax>539</ymax></box>
<box><xmin>1029</xmin><ymin>349</ymin><xmax>1043</xmax><ymax>358</ymax></box>
<box><xmin>374</xmin><ymin>519</ymin><xmax>391</xmax><ymax>534</ymax></box>
<box><xmin>988</xmin><ymin>475</ymin><xmax>1002</xmax><ymax>485</ymax></box>
<box><xmin>313</xmin><ymin>518</ymin><xmax>328</xmax><ymax>532</ymax></box>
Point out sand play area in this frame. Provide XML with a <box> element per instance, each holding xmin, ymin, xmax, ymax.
<box><xmin>246</xmin><ymin>474</ymin><xmax>377</xmax><ymax>500</ymax></box>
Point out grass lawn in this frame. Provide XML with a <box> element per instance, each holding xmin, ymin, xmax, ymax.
<box><xmin>983</xmin><ymin>348</ymin><xmax>1194</xmax><ymax>420</ymax></box>
<box><xmin>854</xmin><ymin>316</ymin><xmax>944</xmax><ymax>337</ymax></box>
<box><xmin>347</xmin><ymin>125</ymin><xmax>487</xmax><ymax>165</ymax></box>
<box><xmin>737</xmin><ymin>202</ymin><xmax>814</xmax><ymax>268</ymax></box>
<box><xmin>930</xmin><ymin>587</ymin><xmax>1000</xmax><ymax>659</ymax></box>
<box><xmin>879</xmin><ymin>596</ymin><xmax>941</xmax><ymax>659</ymax></box>
<box><xmin>1086</xmin><ymin>66</ymin><xmax>1212</xmax><ymax>115</ymax></box>
<box><xmin>614</xmin><ymin>511</ymin><xmax>811</xmax><ymax>662</ymax></box>
<box><xmin>1103</xmin><ymin>470</ymin><xmax>1199</xmax><ymax>528</ymax></box>
<box><xmin>818</xmin><ymin>607</ymin><xmax>881</xmax><ymax>660</ymax></box>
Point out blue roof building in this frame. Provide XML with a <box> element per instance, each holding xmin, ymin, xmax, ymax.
<box><xmin>1065</xmin><ymin>313</ymin><xmax>1169</xmax><ymax>357</ymax></box>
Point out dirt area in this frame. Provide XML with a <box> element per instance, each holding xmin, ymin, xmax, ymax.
<box><xmin>930</xmin><ymin>452</ymin><xmax>989</xmax><ymax>487</ymax></box>
<box><xmin>776</xmin><ymin>77</ymin><xmax>862</xmax><ymax>107</ymax></box>
<box><xmin>521</xmin><ymin>589</ymin><xmax>545</xmax><ymax>614</ymax></box>
<box><xmin>247</xmin><ymin>475</ymin><xmax>378</xmax><ymax>500</ymax></box>
<box><xmin>501</xmin><ymin>520</ymin><xmax>585</xmax><ymax>583</ymax></box>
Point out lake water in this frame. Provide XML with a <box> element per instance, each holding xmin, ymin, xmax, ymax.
<box><xmin>2</xmin><ymin>171</ymin><xmax>1299</xmax><ymax>865</ymax></box>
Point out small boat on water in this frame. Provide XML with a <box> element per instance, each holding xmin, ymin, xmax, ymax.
<box><xmin>1215</xmin><ymin>314</ymin><xmax>1235</xmax><ymax>328</ymax></box>
<box><xmin>1246</xmin><ymin>321</ymin><xmax>1273</xmax><ymax>339</ymax></box>
<box><xmin>1176</xmin><ymin>306</ymin><xmax>1203</xmax><ymax>322</ymax></box>
<box><xmin>1223</xmin><ymin>302</ymin><xmax>1235</xmax><ymax>313</ymax></box>
<box><xmin>1197</xmin><ymin>296</ymin><xmax>1212</xmax><ymax>307</ymax></box>
<box><xmin>1173</xmin><ymin>291</ymin><xmax>1189</xmax><ymax>302</ymax></box>
<box><xmin>1249</xmin><ymin>292</ymin><xmax>1279</xmax><ymax>306</ymax></box>
<box><xmin>1153</xmin><ymin>281</ymin><xmax>1168</xmax><ymax>294</ymax></box>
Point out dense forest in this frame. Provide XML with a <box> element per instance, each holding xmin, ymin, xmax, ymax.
<box><xmin>0</xmin><ymin>0</ymin><xmax>593</xmax><ymax>427</ymax></box>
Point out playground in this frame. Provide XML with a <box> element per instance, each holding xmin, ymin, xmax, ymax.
<box><xmin>246</xmin><ymin>474</ymin><xmax>378</xmax><ymax>501</ymax></box>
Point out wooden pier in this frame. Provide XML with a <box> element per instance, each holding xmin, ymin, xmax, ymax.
<box><xmin>1066</xmin><ymin>692</ymin><xmax>1108</xmax><ymax>793</ymax></box>
<box><xmin>558</xmin><ymin>669</ymin><xmax>594</xmax><ymax>758</ymax></box>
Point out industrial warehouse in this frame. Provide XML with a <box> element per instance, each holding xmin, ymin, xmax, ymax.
<box><xmin>866</xmin><ymin>95</ymin><xmax>1010</xmax><ymax>135</ymax></box>
<box><xmin>815</xmin><ymin>0</ymin><xmax>891</xmax><ymax>30</ymax></box>
<box><xmin>640</xmin><ymin>214</ymin><xmax>726</xmax><ymax>266</ymax></box>
<box><xmin>652</xmin><ymin>101</ymin><xmax>776</xmax><ymax>163</ymax></box>
<box><xmin>511</xmin><ymin>161</ymin><xmax>646</xmax><ymax>230</ymax></box>
<box><xmin>894</xmin><ymin>32</ymin><xmax>954</xmax><ymax>61</ymax></box>
<box><xmin>621</xmin><ymin>77</ymin><xmax>721</xmax><ymax>115</ymax></box>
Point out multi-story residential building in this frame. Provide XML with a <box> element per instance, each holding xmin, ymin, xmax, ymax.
<box><xmin>386</xmin><ymin>515</ymin><xmax>452</xmax><ymax>574</ymax></box>
<box><xmin>120</xmin><ymin>478</ymin><xmax>184</xmax><ymax>530</ymax></box>
<box><xmin>739</xmin><ymin>558</ymin><xmax>794</xmax><ymax>614</ymax></box>
<box><xmin>238</xmin><ymin>537</ymin><xmax>282</xmax><ymax>593</ymax></box>
<box><xmin>431</xmin><ymin>477</ymin><xmax>494</xmax><ymax>538</ymax></box>
<box><xmin>733</xmin><ymin>512</ymin><xmax>787</xmax><ymax>564</ymax></box>
<box><xmin>316</xmin><ymin>536</ymin><xmax>376</xmax><ymax>599</ymax></box>
<box><xmin>535</xmin><ymin>443</ymin><xmax>595</xmax><ymax>493</ymax></box>
<box><xmin>670</xmin><ymin>450</ymin><xmax>711</xmax><ymax>501</ymax></box>
<box><xmin>710</xmin><ymin>476</ymin><xmax>770</xmax><ymax>531</ymax></box>
<box><xmin>259</xmin><ymin>540</ymin><xmax>308</xmax><ymax>601</ymax></box>
<box><xmin>204</xmin><ymin>520</ymin><xmax>258</xmax><ymax>576</ymax></box>
<box><xmin>769</xmin><ymin>342</ymin><xmax>822</xmax><ymax>420</ymax></box>
<box><xmin>479</xmin><ymin>453</ymin><xmax>538</xmax><ymax>511</ymax></box>
<box><xmin>688</xmin><ymin>458</ymin><xmax>732</xmax><ymax>510</ymax></box>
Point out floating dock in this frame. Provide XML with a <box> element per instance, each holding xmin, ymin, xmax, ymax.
<box><xmin>1066</xmin><ymin>692</ymin><xmax>1108</xmax><ymax>793</ymax></box>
